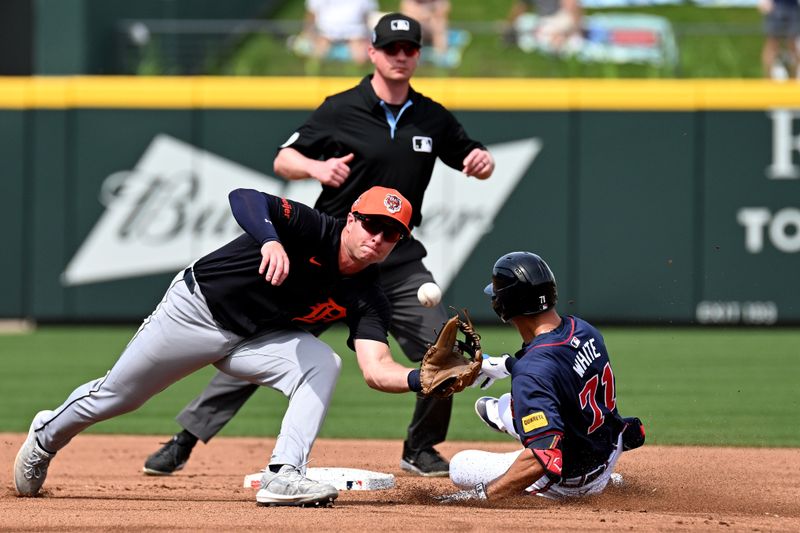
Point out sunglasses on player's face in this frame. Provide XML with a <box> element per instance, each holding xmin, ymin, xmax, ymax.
<box><xmin>353</xmin><ymin>212</ymin><xmax>406</xmax><ymax>243</ymax></box>
<box><xmin>381</xmin><ymin>42</ymin><xmax>421</xmax><ymax>57</ymax></box>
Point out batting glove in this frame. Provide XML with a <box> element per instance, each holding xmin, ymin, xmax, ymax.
<box><xmin>470</xmin><ymin>353</ymin><xmax>512</xmax><ymax>390</ymax></box>
<box><xmin>435</xmin><ymin>483</ymin><xmax>488</xmax><ymax>504</ymax></box>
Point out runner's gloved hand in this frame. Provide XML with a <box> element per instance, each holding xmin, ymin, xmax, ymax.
<box><xmin>470</xmin><ymin>353</ymin><xmax>511</xmax><ymax>390</ymax></box>
<box><xmin>436</xmin><ymin>482</ymin><xmax>488</xmax><ymax>503</ymax></box>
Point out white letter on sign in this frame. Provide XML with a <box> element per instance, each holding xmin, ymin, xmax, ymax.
<box><xmin>737</xmin><ymin>207</ymin><xmax>771</xmax><ymax>253</ymax></box>
<box><xmin>769</xmin><ymin>208</ymin><xmax>800</xmax><ymax>252</ymax></box>
<box><xmin>767</xmin><ymin>110</ymin><xmax>800</xmax><ymax>180</ymax></box>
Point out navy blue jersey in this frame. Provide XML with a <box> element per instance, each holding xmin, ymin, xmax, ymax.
<box><xmin>193</xmin><ymin>190</ymin><xmax>391</xmax><ymax>347</ymax></box>
<box><xmin>510</xmin><ymin>315</ymin><xmax>624</xmax><ymax>478</ymax></box>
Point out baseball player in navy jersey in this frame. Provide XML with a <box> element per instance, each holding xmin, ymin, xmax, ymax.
<box><xmin>142</xmin><ymin>12</ymin><xmax>494</xmax><ymax>479</ymax></box>
<box><xmin>439</xmin><ymin>252</ymin><xmax>645</xmax><ymax>502</ymax></box>
<box><xmin>14</xmin><ymin>186</ymin><xmax>441</xmax><ymax>507</ymax></box>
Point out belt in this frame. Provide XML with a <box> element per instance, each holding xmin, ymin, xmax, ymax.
<box><xmin>183</xmin><ymin>267</ymin><xmax>196</xmax><ymax>295</ymax></box>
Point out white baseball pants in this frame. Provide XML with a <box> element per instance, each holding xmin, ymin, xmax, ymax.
<box><xmin>450</xmin><ymin>393</ymin><xmax>624</xmax><ymax>500</ymax></box>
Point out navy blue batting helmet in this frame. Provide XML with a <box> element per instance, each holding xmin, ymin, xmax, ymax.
<box><xmin>484</xmin><ymin>251</ymin><xmax>557</xmax><ymax>322</ymax></box>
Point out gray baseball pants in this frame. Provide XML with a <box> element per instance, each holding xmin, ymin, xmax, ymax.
<box><xmin>176</xmin><ymin>260</ymin><xmax>451</xmax><ymax>456</ymax></box>
<box><xmin>33</xmin><ymin>268</ymin><xmax>341</xmax><ymax>469</ymax></box>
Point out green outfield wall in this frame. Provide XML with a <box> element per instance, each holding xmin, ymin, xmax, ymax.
<box><xmin>1</xmin><ymin>78</ymin><xmax>798</xmax><ymax>325</ymax></box>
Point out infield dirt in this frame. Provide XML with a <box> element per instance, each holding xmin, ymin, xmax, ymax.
<box><xmin>2</xmin><ymin>433</ymin><xmax>799</xmax><ymax>531</ymax></box>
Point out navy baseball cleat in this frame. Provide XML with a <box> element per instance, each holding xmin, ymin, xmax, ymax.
<box><xmin>474</xmin><ymin>396</ymin><xmax>505</xmax><ymax>433</ymax></box>
<box><xmin>14</xmin><ymin>410</ymin><xmax>56</xmax><ymax>497</ymax></box>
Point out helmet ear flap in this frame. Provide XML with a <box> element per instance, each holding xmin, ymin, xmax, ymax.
<box><xmin>490</xmin><ymin>290</ymin><xmax>509</xmax><ymax>322</ymax></box>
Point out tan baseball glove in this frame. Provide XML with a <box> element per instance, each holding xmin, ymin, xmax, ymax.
<box><xmin>420</xmin><ymin>311</ymin><xmax>483</xmax><ymax>398</ymax></box>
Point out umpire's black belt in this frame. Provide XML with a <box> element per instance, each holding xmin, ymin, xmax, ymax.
<box><xmin>183</xmin><ymin>267</ymin><xmax>196</xmax><ymax>295</ymax></box>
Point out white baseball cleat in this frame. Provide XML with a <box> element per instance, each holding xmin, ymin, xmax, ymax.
<box><xmin>14</xmin><ymin>410</ymin><xmax>56</xmax><ymax>497</ymax></box>
<box><xmin>474</xmin><ymin>396</ymin><xmax>508</xmax><ymax>434</ymax></box>
<box><xmin>256</xmin><ymin>465</ymin><xmax>338</xmax><ymax>507</ymax></box>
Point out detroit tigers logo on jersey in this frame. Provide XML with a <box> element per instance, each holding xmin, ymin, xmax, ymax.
<box><xmin>412</xmin><ymin>136</ymin><xmax>432</xmax><ymax>153</ymax></box>
<box><xmin>293</xmin><ymin>298</ymin><xmax>347</xmax><ymax>323</ymax></box>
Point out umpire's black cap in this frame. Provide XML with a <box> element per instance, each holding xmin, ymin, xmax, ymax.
<box><xmin>372</xmin><ymin>13</ymin><xmax>422</xmax><ymax>49</ymax></box>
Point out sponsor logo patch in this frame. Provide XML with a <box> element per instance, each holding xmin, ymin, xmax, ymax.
<box><xmin>413</xmin><ymin>136</ymin><xmax>433</xmax><ymax>153</ymax></box>
<box><xmin>522</xmin><ymin>411</ymin><xmax>548</xmax><ymax>433</ymax></box>
<box><xmin>280</xmin><ymin>197</ymin><xmax>292</xmax><ymax>219</ymax></box>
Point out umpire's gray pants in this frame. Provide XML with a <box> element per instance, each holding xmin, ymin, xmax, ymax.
<box><xmin>33</xmin><ymin>269</ymin><xmax>341</xmax><ymax>469</ymax></box>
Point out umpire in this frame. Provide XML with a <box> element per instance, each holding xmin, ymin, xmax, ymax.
<box><xmin>143</xmin><ymin>12</ymin><xmax>494</xmax><ymax>477</ymax></box>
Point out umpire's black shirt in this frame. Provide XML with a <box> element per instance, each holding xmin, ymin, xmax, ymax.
<box><xmin>192</xmin><ymin>190</ymin><xmax>391</xmax><ymax>347</ymax></box>
<box><xmin>280</xmin><ymin>75</ymin><xmax>485</xmax><ymax>268</ymax></box>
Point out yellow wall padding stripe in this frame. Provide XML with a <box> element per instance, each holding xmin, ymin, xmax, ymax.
<box><xmin>1</xmin><ymin>77</ymin><xmax>799</xmax><ymax>110</ymax></box>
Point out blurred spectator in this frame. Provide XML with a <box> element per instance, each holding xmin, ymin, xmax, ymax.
<box><xmin>503</xmin><ymin>0</ymin><xmax>583</xmax><ymax>51</ymax></box>
<box><xmin>400</xmin><ymin>0</ymin><xmax>451</xmax><ymax>60</ymax></box>
<box><xmin>759</xmin><ymin>0</ymin><xmax>799</xmax><ymax>79</ymax></box>
<box><xmin>304</xmin><ymin>0</ymin><xmax>378</xmax><ymax>65</ymax></box>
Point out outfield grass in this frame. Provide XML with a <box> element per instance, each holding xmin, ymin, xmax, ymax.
<box><xmin>1</xmin><ymin>325</ymin><xmax>798</xmax><ymax>446</ymax></box>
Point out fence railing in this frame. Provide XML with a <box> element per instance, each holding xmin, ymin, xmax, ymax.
<box><xmin>117</xmin><ymin>17</ymin><xmax>766</xmax><ymax>78</ymax></box>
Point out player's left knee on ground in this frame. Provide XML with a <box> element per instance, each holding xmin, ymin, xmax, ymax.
<box><xmin>449</xmin><ymin>449</ymin><xmax>524</xmax><ymax>489</ymax></box>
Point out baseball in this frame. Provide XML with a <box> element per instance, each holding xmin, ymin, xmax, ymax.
<box><xmin>417</xmin><ymin>282</ymin><xmax>442</xmax><ymax>308</ymax></box>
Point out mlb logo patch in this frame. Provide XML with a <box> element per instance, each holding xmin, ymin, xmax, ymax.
<box><xmin>570</xmin><ymin>336</ymin><xmax>581</xmax><ymax>349</ymax></box>
<box><xmin>413</xmin><ymin>136</ymin><xmax>432</xmax><ymax>153</ymax></box>
<box><xmin>391</xmin><ymin>19</ymin><xmax>410</xmax><ymax>31</ymax></box>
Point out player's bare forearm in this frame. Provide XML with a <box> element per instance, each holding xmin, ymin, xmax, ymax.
<box><xmin>274</xmin><ymin>147</ymin><xmax>315</xmax><ymax>180</ymax></box>
<box><xmin>486</xmin><ymin>448</ymin><xmax>543</xmax><ymax>498</ymax></box>
<box><xmin>354</xmin><ymin>339</ymin><xmax>414</xmax><ymax>393</ymax></box>
<box><xmin>274</xmin><ymin>147</ymin><xmax>353</xmax><ymax>187</ymax></box>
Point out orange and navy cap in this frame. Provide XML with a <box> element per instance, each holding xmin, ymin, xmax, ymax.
<box><xmin>350</xmin><ymin>186</ymin><xmax>413</xmax><ymax>235</ymax></box>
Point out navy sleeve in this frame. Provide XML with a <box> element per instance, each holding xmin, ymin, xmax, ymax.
<box><xmin>228</xmin><ymin>189</ymin><xmax>279</xmax><ymax>244</ymax></box>
<box><xmin>511</xmin><ymin>365</ymin><xmax>564</xmax><ymax>449</ymax></box>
